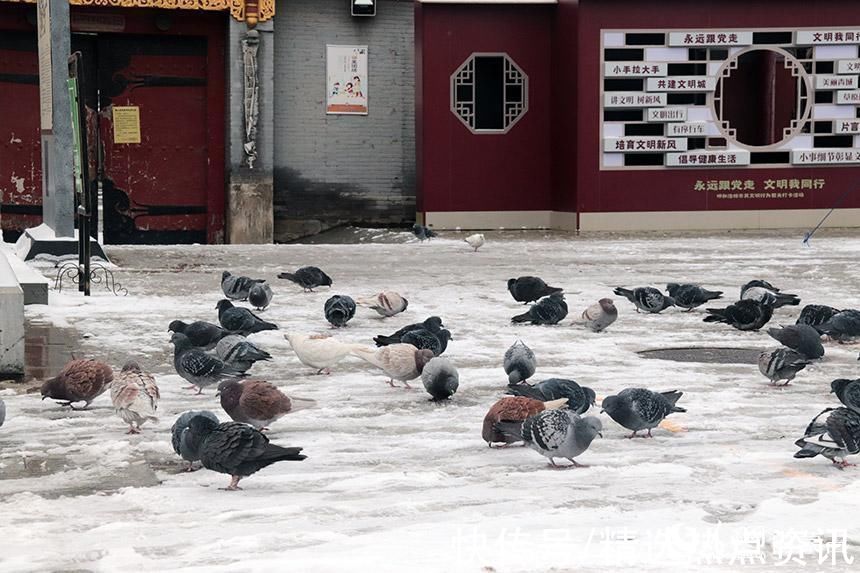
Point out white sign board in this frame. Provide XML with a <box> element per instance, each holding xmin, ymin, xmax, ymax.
<box><xmin>834</xmin><ymin>120</ymin><xmax>860</xmax><ymax>134</ymax></box>
<box><xmin>815</xmin><ymin>75</ymin><xmax>858</xmax><ymax>89</ymax></box>
<box><xmin>646</xmin><ymin>107</ymin><xmax>687</xmax><ymax>122</ymax></box>
<box><xmin>797</xmin><ymin>30</ymin><xmax>860</xmax><ymax>45</ymax></box>
<box><xmin>604</xmin><ymin>62</ymin><xmax>667</xmax><ymax>77</ymax></box>
<box><xmin>667</xmin><ymin>122</ymin><xmax>709</xmax><ymax>137</ymax></box>
<box><xmin>604</xmin><ymin>92</ymin><xmax>667</xmax><ymax>108</ymax></box>
<box><xmin>666</xmin><ymin>151</ymin><xmax>751</xmax><ymax>167</ymax></box>
<box><xmin>37</xmin><ymin>0</ymin><xmax>52</xmax><ymax>130</ymax></box>
<box><xmin>326</xmin><ymin>45</ymin><xmax>368</xmax><ymax>115</ymax></box>
<box><xmin>792</xmin><ymin>149</ymin><xmax>860</xmax><ymax>164</ymax></box>
<box><xmin>836</xmin><ymin>59</ymin><xmax>860</xmax><ymax>74</ymax></box>
<box><xmin>603</xmin><ymin>137</ymin><xmax>688</xmax><ymax>153</ymax></box>
<box><xmin>668</xmin><ymin>31</ymin><xmax>753</xmax><ymax>47</ymax></box>
<box><xmin>835</xmin><ymin>90</ymin><xmax>860</xmax><ymax>104</ymax></box>
<box><xmin>646</xmin><ymin>77</ymin><xmax>716</xmax><ymax>92</ymax></box>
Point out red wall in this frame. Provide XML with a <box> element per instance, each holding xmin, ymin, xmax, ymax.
<box><xmin>576</xmin><ymin>0</ymin><xmax>860</xmax><ymax>215</ymax></box>
<box><xmin>416</xmin><ymin>3</ymin><xmax>554</xmax><ymax>213</ymax></box>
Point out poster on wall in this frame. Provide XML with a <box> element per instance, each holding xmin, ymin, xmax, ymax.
<box><xmin>326</xmin><ymin>45</ymin><xmax>368</xmax><ymax>115</ymax></box>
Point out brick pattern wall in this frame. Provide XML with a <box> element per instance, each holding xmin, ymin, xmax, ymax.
<box><xmin>273</xmin><ymin>0</ymin><xmax>415</xmax><ymax>239</ymax></box>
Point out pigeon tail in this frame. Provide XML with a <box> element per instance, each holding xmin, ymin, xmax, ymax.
<box><xmin>775</xmin><ymin>294</ymin><xmax>801</xmax><ymax>307</ymax></box>
<box><xmin>506</xmin><ymin>382</ymin><xmax>542</xmax><ymax>399</ymax></box>
<box><xmin>373</xmin><ymin>335</ymin><xmax>400</xmax><ymax>347</ymax></box>
<box><xmin>493</xmin><ymin>421</ymin><xmax>524</xmax><ymax>441</ymax></box>
<box><xmin>350</xmin><ymin>346</ymin><xmax>383</xmax><ymax>368</ymax></box>
<box><xmin>261</xmin><ymin>444</ymin><xmax>307</xmax><ymax>462</ymax></box>
<box><xmin>703</xmin><ymin>309</ymin><xmax>728</xmax><ymax>323</ymax></box>
<box><xmin>703</xmin><ymin>290</ymin><xmax>724</xmax><ymax>300</ymax></box>
<box><xmin>543</xmin><ymin>398</ymin><xmax>569</xmax><ymax>410</ymax></box>
<box><xmin>613</xmin><ymin>287</ymin><xmax>635</xmax><ymax>302</ymax></box>
<box><xmin>511</xmin><ymin>311</ymin><xmax>533</xmax><ymax>323</ymax></box>
<box><xmin>793</xmin><ymin>445</ymin><xmax>823</xmax><ymax>458</ymax></box>
<box><xmin>246</xmin><ymin>321</ymin><xmax>278</xmax><ymax>334</ymax></box>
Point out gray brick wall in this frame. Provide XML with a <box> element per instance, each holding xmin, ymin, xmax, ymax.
<box><xmin>273</xmin><ymin>0</ymin><xmax>415</xmax><ymax>239</ymax></box>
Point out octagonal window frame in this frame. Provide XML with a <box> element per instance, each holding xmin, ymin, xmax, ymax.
<box><xmin>450</xmin><ymin>52</ymin><xmax>529</xmax><ymax>135</ymax></box>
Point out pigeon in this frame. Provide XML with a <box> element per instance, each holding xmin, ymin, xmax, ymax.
<box><xmin>217</xmin><ymin>379</ymin><xmax>292</xmax><ymax>430</ymax></box>
<box><xmin>421</xmin><ymin>357</ymin><xmax>459</xmax><ymax>401</ymax></box>
<box><xmin>277</xmin><ymin>266</ymin><xmax>332</xmax><ymax>291</ymax></box>
<box><xmin>601</xmin><ymin>388</ymin><xmax>685</xmax><ymax>438</ymax></box>
<box><xmin>351</xmin><ymin>344</ymin><xmax>435</xmax><ymax>388</ymax></box>
<box><xmin>373</xmin><ymin>316</ymin><xmax>444</xmax><ymax>346</ymax></box>
<box><xmin>412</xmin><ymin>223</ymin><xmax>437</xmax><ymax>241</ymax></box>
<box><xmin>507</xmin><ymin>276</ymin><xmax>563</xmax><ymax>304</ymax></box>
<box><xmin>171</xmin><ymin>332</ymin><xmax>246</xmax><ymax>394</ymax></box>
<box><xmin>464</xmin><ymin>233</ymin><xmax>485</xmax><ymax>252</ymax></box>
<box><xmin>0</xmin><ymin>398</ymin><xmax>5</xmax><ymax>427</ymax></box>
<box><xmin>168</xmin><ymin>320</ymin><xmax>231</xmax><ymax>350</ymax></box>
<box><xmin>831</xmin><ymin>379</ymin><xmax>860</xmax><ymax>414</ymax></box>
<box><xmin>506</xmin><ymin>378</ymin><xmax>596</xmax><ymax>415</ymax></box>
<box><xmin>703</xmin><ymin>299</ymin><xmax>773</xmax><ymax>331</ymax></box>
<box><xmin>324</xmin><ymin>295</ymin><xmax>357</xmax><ymax>328</ymax></box>
<box><xmin>215</xmin><ymin>335</ymin><xmax>272</xmax><ymax>371</ymax></box>
<box><xmin>494</xmin><ymin>410</ymin><xmax>603</xmax><ymax>468</ymax></box>
<box><xmin>481</xmin><ymin>396</ymin><xmax>569</xmax><ymax>446</ymax></box>
<box><xmin>504</xmin><ymin>340</ymin><xmax>536</xmax><ymax>384</ymax></box>
<box><xmin>216</xmin><ymin>299</ymin><xmax>278</xmax><ymax>335</ymax></box>
<box><xmin>580</xmin><ymin>298</ymin><xmax>617</xmax><ymax>332</ymax></box>
<box><xmin>794</xmin><ymin>407</ymin><xmax>860</xmax><ymax>468</ymax></box>
<box><xmin>109</xmin><ymin>361</ymin><xmax>160</xmax><ymax>434</ymax></box>
<box><xmin>511</xmin><ymin>292</ymin><xmax>568</xmax><ymax>325</ymax></box>
<box><xmin>796</xmin><ymin>304</ymin><xmax>842</xmax><ymax>330</ymax></box>
<box><xmin>767</xmin><ymin>324</ymin><xmax>825</xmax><ymax>359</ymax></box>
<box><xmin>613</xmin><ymin>287</ymin><xmax>675</xmax><ymax>314</ymax></box>
<box><xmin>818</xmin><ymin>309</ymin><xmax>860</xmax><ymax>342</ymax></box>
<box><xmin>285</xmin><ymin>332</ymin><xmax>364</xmax><ymax>375</ymax></box>
<box><xmin>355</xmin><ymin>291</ymin><xmax>409</xmax><ymax>317</ymax></box>
<box><xmin>248</xmin><ymin>282</ymin><xmax>273</xmax><ymax>311</ymax></box>
<box><xmin>666</xmin><ymin>283</ymin><xmax>723</xmax><ymax>311</ymax></box>
<box><xmin>186</xmin><ymin>416</ymin><xmax>306</xmax><ymax>490</ymax></box>
<box><xmin>758</xmin><ymin>348</ymin><xmax>812</xmax><ymax>385</ymax></box>
<box><xmin>171</xmin><ymin>410</ymin><xmax>220</xmax><ymax>470</ymax></box>
<box><xmin>40</xmin><ymin>359</ymin><xmax>113</xmax><ymax>409</ymax></box>
<box><xmin>401</xmin><ymin>328</ymin><xmax>452</xmax><ymax>356</ymax></box>
<box><xmin>740</xmin><ymin>280</ymin><xmax>800</xmax><ymax>308</ymax></box>
<box><xmin>221</xmin><ymin>271</ymin><xmax>266</xmax><ymax>301</ymax></box>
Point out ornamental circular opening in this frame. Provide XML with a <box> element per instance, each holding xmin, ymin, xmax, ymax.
<box><xmin>713</xmin><ymin>48</ymin><xmax>811</xmax><ymax>149</ymax></box>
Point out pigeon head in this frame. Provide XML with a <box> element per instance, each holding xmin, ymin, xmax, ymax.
<box><xmin>169</xmin><ymin>332</ymin><xmax>193</xmax><ymax>352</ymax></box>
<box><xmin>507</xmin><ymin>278</ymin><xmax>517</xmax><ymax>289</ymax></box>
<box><xmin>663</xmin><ymin>296</ymin><xmax>676</xmax><ymax>308</ymax></box>
<box><xmin>583</xmin><ymin>386</ymin><xmax>597</xmax><ymax>407</ymax></box>
<box><xmin>575</xmin><ymin>416</ymin><xmax>604</xmax><ymax>442</ymax></box>
<box><xmin>216</xmin><ymin>299</ymin><xmax>234</xmax><ymax>313</ymax></box>
<box><xmin>320</xmin><ymin>272</ymin><xmax>333</xmax><ymax>287</ymax></box>
<box><xmin>598</xmin><ymin>298</ymin><xmax>616</xmax><ymax>313</ymax></box>
<box><xmin>40</xmin><ymin>377</ymin><xmax>63</xmax><ymax>400</ymax></box>
<box><xmin>425</xmin><ymin>316</ymin><xmax>444</xmax><ymax>330</ymax></box>
<box><xmin>415</xmin><ymin>349</ymin><xmax>435</xmax><ymax>374</ymax></box>
<box><xmin>217</xmin><ymin>379</ymin><xmax>243</xmax><ymax>408</ymax></box>
<box><xmin>549</xmin><ymin>292</ymin><xmax>565</xmax><ymax>301</ymax></box>
<box><xmin>412</xmin><ymin>223</ymin><xmax>422</xmax><ymax>233</ymax></box>
<box><xmin>439</xmin><ymin>329</ymin><xmax>453</xmax><ymax>342</ymax></box>
<box><xmin>221</xmin><ymin>271</ymin><xmax>231</xmax><ymax>283</ymax></box>
<box><xmin>121</xmin><ymin>360</ymin><xmax>143</xmax><ymax>374</ymax></box>
<box><xmin>831</xmin><ymin>378</ymin><xmax>855</xmax><ymax>395</ymax></box>
<box><xmin>666</xmin><ymin>283</ymin><xmax>680</xmax><ymax>295</ymax></box>
<box><xmin>600</xmin><ymin>395</ymin><xmax>619</xmax><ymax>415</ymax></box>
<box><xmin>168</xmin><ymin>320</ymin><xmax>188</xmax><ymax>334</ymax></box>
<box><xmin>401</xmin><ymin>297</ymin><xmax>409</xmax><ymax>311</ymax></box>
<box><xmin>187</xmin><ymin>413</ymin><xmax>219</xmax><ymax>438</ymax></box>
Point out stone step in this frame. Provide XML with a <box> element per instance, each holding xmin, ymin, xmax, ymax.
<box><xmin>0</xmin><ymin>253</ymin><xmax>25</xmax><ymax>376</ymax></box>
<box><xmin>1</xmin><ymin>246</ymin><xmax>50</xmax><ymax>306</ymax></box>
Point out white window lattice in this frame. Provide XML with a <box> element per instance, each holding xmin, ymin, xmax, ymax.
<box><xmin>451</xmin><ymin>54</ymin><xmax>528</xmax><ymax>134</ymax></box>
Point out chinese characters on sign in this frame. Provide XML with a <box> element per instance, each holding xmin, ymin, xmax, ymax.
<box><xmin>666</xmin><ymin>151</ymin><xmax>751</xmax><ymax>167</ymax></box>
<box><xmin>645</xmin><ymin>77</ymin><xmax>716</xmax><ymax>92</ymax></box>
<box><xmin>667</xmin><ymin>123</ymin><xmax>708</xmax><ymax>136</ymax></box>
<box><xmin>836</xmin><ymin>59</ymin><xmax>860</xmax><ymax>73</ymax></box>
<box><xmin>668</xmin><ymin>31</ymin><xmax>753</xmax><ymax>46</ymax></box>
<box><xmin>604</xmin><ymin>92</ymin><xmax>667</xmax><ymax>108</ymax></box>
<box><xmin>797</xmin><ymin>30</ymin><xmax>860</xmax><ymax>45</ymax></box>
<box><xmin>604</xmin><ymin>62</ymin><xmax>667</xmax><ymax>77</ymax></box>
<box><xmin>603</xmin><ymin>137</ymin><xmax>687</xmax><ymax>152</ymax></box>
<box><xmin>835</xmin><ymin>90</ymin><xmax>860</xmax><ymax>104</ymax></box>
<box><xmin>112</xmin><ymin>106</ymin><xmax>141</xmax><ymax>144</ymax></box>
<box><xmin>693</xmin><ymin>177</ymin><xmax>825</xmax><ymax>199</ymax></box>
<box><xmin>815</xmin><ymin>75</ymin><xmax>858</xmax><ymax>89</ymax></box>
<box><xmin>792</xmin><ymin>149</ymin><xmax>860</xmax><ymax>164</ymax></box>
<box><xmin>835</xmin><ymin>120</ymin><xmax>860</xmax><ymax>134</ymax></box>
<box><xmin>646</xmin><ymin>107</ymin><xmax>687</xmax><ymax>122</ymax></box>
<box><xmin>326</xmin><ymin>45</ymin><xmax>368</xmax><ymax>115</ymax></box>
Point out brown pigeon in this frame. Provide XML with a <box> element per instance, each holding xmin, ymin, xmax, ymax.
<box><xmin>41</xmin><ymin>359</ymin><xmax>113</xmax><ymax>409</ymax></box>
<box><xmin>217</xmin><ymin>379</ymin><xmax>292</xmax><ymax>430</ymax></box>
<box><xmin>110</xmin><ymin>361</ymin><xmax>160</xmax><ymax>433</ymax></box>
<box><xmin>482</xmin><ymin>396</ymin><xmax>568</xmax><ymax>446</ymax></box>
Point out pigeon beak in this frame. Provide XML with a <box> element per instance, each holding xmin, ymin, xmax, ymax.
<box><xmin>215</xmin><ymin>390</ymin><xmax>221</xmax><ymax>397</ymax></box>
<box><xmin>598</xmin><ymin>432</ymin><xmax>603</xmax><ymax>438</ymax></box>
<box><xmin>599</xmin><ymin>409</ymin><xmax>605</xmax><ymax>414</ymax></box>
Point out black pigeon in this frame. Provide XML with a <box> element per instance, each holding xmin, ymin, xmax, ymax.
<box><xmin>221</xmin><ymin>271</ymin><xmax>266</xmax><ymax>301</ymax></box>
<box><xmin>831</xmin><ymin>379</ymin><xmax>860</xmax><ymax>414</ymax></box>
<box><xmin>601</xmin><ymin>388</ymin><xmax>685</xmax><ymax>438</ymax></box>
<box><xmin>401</xmin><ymin>328</ymin><xmax>452</xmax><ymax>356</ymax></box>
<box><xmin>703</xmin><ymin>299</ymin><xmax>773</xmax><ymax>331</ymax></box>
<box><xmin>613</xmin><ymin>286</ymin><xmax>675</xmax><ymax>313</ymax></box>
<box><xmin>421</xmin><ymin>357</ymin><xmax>459</xmax><ymax>401</ymax></box>
<box><xmin>374</xmin><ymin>316</ymin><xmax>444</xmax><ymax>346</ymax></box>
<box><xmin>507</xmin><ymin>276</ymin><xmax>563</xmax><ymax>304</ymax></box>
<box><xmin>216</xmin><ymin>299</ymin><xmax>278</xmax><ymax>335</ymax></box>
<box><xmin>796</xmin><ymin>304</ymin><xmax>841</xmax><ymax>331</ymax></box>
<box><xmin>506</xmin><ymin>378</ymin><xmax>596</xmax><ymax>415</ymax></box>
<box><xmin>186</xmin><ymin>416</ymin><xmax>306</xmax><ymax>490</ymax></box>
<box><xmin>794</xmin><ymin>407</ymin><xmax>860</xmax><ymax>468</ymax></box>
<box><xmin>248</xmin><ymin>283</ymin><xmax>273</xmax><ymax>311</ymax></box>
<box><xmin>277</xmin><ymin>266</ymin><xmax>332</xmax><ymax>291</ymax></box>
<box><xmin>412</xmin><ymin>223</ymin><xmax>437</xmax><ymax>241</ymax></box>
<box><xmin>171</xmin><ymin>410</ymin><xmax>220</xmax><ymax>471</ymax></box>
<box><xmin>511</xmin><ymin>292</ymin><xmax>568</xmax><ymax>325</ymax></box>
<box><xmin>818</xmin><ymin>309</ymin><xmax>860</xmax><ymax>342</ymax></box>
<box><xmin>324</xmin><ymin>295</ymin><xmax>357</xmax><ymax>328</ymax></box>
<box><xmin>665</xmin><ymin>283</ymin><xmax>723</xmax><ymax>311</ymax></box>
<box><xmin>168</xmin><ymin>320</ymin><xmax>230</xmax><ymax>350</ymax></box>
<box><xmin>740</xmin><ymin>280</ymin><xmax>800</xmax><ymax>308</ymax></box>
<box><xmin>170</xmin><ymin>332</ymin><xmax>246</xmax><ymax>394</ymax></box>
<box><xmin>767</xmin><ymin>324</ymin><xmax>825</xmax><ymax>359</ymax></box>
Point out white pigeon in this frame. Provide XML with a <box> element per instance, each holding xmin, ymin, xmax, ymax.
<box><xmin>355</xmin><ymin>291</ymin><xmax>409</xmax><ymax>318</ymax></box>
<box><xmin>110</xmin><ymin>361</ymin><xmax>160</xmax><ymax>434</ymax></box>
<box><xmin>351</xmin><ymin>343</ymin><xmax>435</xmax><ymax>388</ymax></box>
<box><xmin>285</xmin><ymin>332</ymin><xmax>365</xmax><ymax>375</ymax></box>
<box><xmin>464</xmin><ymin>233</ymin><xmax>485</xmax><ymax>252</ymax></box>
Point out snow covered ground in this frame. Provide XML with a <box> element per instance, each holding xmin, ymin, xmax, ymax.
<box><xmin>2</xmin><ymin>229</ymin><xmax>860</xmax><ymax>572</ymax></box>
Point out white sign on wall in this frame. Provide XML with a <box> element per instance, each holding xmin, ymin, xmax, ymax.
<box><xmin>792</xmin><ymin>149</ymin><xmax>860</xmax><ymax>164</ymax></box>
<box><xmin>815</xmin><ymin>75</ymin><xmax>858</xmax><ymax>89</ymax></box>
<box><xmin>604</xmin><ymin>92</ymin><xmax>667</xmax><ymax>108</ymax></box>
<box><xmin>667</xmin><ymin>122</ymin><xmax>709</xmax><ymax>136</ymax></box>
<box><xmin>645</xmin><ymin>77</ymin><xmax>716</xmax><ymax>92</ymax></box>
<box><xmin>668</xmin><ymin>31</ymin><xmax>753</xmax><ymax>46</ymax></box>
<box><xmin>836</xmin><ymin>59</ymin><xmax>860</xmax><ymax>74</ymax></box>
<box><xmin>797</xmin><ymin>30</ymin><xmax>860</xmax><ymax>45</ymax></box>
<box><xmin>645</xmin><ymin>107</ymin><xmax>688</xmax><ymax>122</ymax></box>
<box><xmin>834</xmin><ymin>120</ymin><xmax>860</xmax><ymax>134</ymax></box>
<box><xmin>835</xmin><ymin>90</ymin><xmax>860</xmax><ymax>104</ymax></box>
<box><xmin>666</xmin><ymin>151</ymin><xmax>751</xmax><ymax>167</ymax></box>
<box><xmin>604</xmin><ymin>62</ymin><xmax>668</xmax><ymax>77</ymax></box>
<box><xmin>603</xmin><ymin>137</ymin><xmax>688</xmax><ymax>153</ymax></box>
<box><xmin>326</xmin><ymin>45</ymin><xmax>368</xmax><ymax>115</ymax></box>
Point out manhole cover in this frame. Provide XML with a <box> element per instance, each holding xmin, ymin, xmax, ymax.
<box><xmin>638</xmin><ymin>347</ymin><xmax>763</xmax><ymax>364</ymax></box>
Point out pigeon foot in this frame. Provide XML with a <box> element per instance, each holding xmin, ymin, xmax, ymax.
<box><xmin>221</xmin><ymin>476</ymin><xmax>244</xmax><ymax>490</ymax></box>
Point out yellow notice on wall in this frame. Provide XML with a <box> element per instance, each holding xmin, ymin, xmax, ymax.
<box><xmin>113</xmin><ymin>106</ymin><xmax>141</xmax><ymax>144</ymax></box>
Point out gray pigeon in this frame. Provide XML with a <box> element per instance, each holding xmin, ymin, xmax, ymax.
<box><xmin>215</xmin><ymin>335</ymin><xmax>272</xmax><ymax>371</ymax></box>
<box><xmin>221</xmin><ymin>271</ymin><xmax>266</xmax><ymax>301</ymax></box>
<box><xmin>511</xmin><ymin>292</ymin><xmax>568</xmax><ymax>325</ymax></box>
<box><xmin>601</xmin><ymin>388</ymin><xmax>685</xmax><ymax>438</ymax></box>
<box><xmin>506</xmin><ymin>378</ymin><xmax>595</xmax><ymax>414</ymax></box>
<box><xmin>504</xmin><ymin>340</ymin><xmax>536</xmax><ymax>384</ymax></box>
<box><xmin>324</xmin><ymin>295</ymin><xmax>357</xmax><ymax>328</ymax></box>
<box><xmin>0</xmin><ymin>397</ymin><xmax>5</xmax><ymax>427</ymax></box>
<box><xmin>171</xmin><ymin>410</ymin><xmax>220</xmax><ymax>470</ymax></box>
<box><xmin>580</xmin><ymin>298</ymin><xmax>617</xmax><ymax>332</ymax></box>
<box><xmin>412</xmin><ymin>223</ymin><xmax>437</xmax><ymax>241</ymax></box>
<box><xmin>248</xmin><ymin>282</ymin><xmax>273</xmax><ymax>311</ymax></box>
<box><xmin>216</xmin><ymin>299</ymin><xmax>278</xmax><ymax>335</ymax></box>
<box><xmin>168</xmin><ymin>320</ymin><xmax>230</xmax><ymax>350</ymax></box>
<box><xmin>796</xmin><ymin>304</ymin><xmax>841</xmax><ymax>330</ymax></box>
<box><xmin>171</xmin><ymin>332</ymin><xmax>246</xmax><ymax>394</ymax></box>
<box><xmin>831</xmin><ymin>379</ymin><xmax>860</xmax><ymax>414</ymax></box>
<box><xmin>794</xmin><ymin>407</ymin><xmax>860</xmax><ymax>468</ymax></box>
<box><xmin>818</xmin><ymin>309</ymin><xmax>860</xmax><ymax>342</ymax></box>
<box><xmin>421</xmin><ymin>357</ymin><xmax>459</xmax><ymax>401</ymax></box>
<box><xmin>278</xmin><ymin>266</ymin><xmax>332</xmax><ymax>291</ymax></box>
<box><xmin>758</xmin><ymin>348</ymin><xmax>811</xmax><ymax>385</ymax></box>
<box><xmin>666</xmin><ymin>283</ymin><xmax>723</xmax><ymax>311</ymax></box>
<box><xmin>613</xmin><ymin>287</ymin><xmax>675</xmax><ymax>313</ymax></box>
<box><xmin>495</xmin><ymin>409</ymin><xmax>603</xmax><ymax>468</ymax></box>
<box><xmin>767</xmin><ymin>324</ymin><xmax>824</xmax><ymax>359</ymax></box>
<box><xmin>740</xmin><ymin>280</ymin><xmax>800</xmax><ymax>308</ymax></box>
<box><xmin>401</xmin><ymin>328</ymin><xmax>452</xmax><ymax>356</ymax></box>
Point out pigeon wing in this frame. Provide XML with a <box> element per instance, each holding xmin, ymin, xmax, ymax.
<box><xmin>523</xmin><ymin>410</ymin><xmax>570</xmax><ymax>452</ymax></box>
